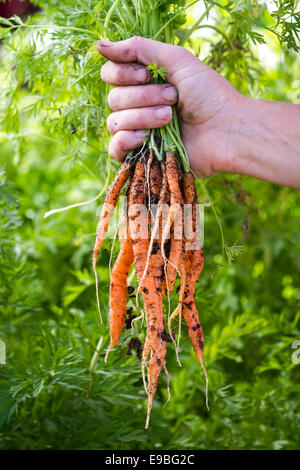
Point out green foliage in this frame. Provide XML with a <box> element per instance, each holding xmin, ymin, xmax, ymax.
<box><xmin>0</xmin><ymin>0</ymin><xmax>299</xmax><ymax>450</ymax></box>
<box><xmin>146</xmin><ymin>61</ymin><xmax>167</xmax><ymax>81</ymax></box>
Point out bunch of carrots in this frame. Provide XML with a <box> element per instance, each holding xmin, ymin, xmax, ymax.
<box><xmin>92</xmin><ymin>85</ymin><xmax>208</xmax><ymax>427</ymax></box>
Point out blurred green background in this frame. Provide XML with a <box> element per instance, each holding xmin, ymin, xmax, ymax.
<box><xmin>0</xmin><ymin>0</ymin><xmax>299</xmax><ymax>450</ymax></box>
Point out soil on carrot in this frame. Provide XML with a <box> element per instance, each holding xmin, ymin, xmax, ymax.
<box><xmin>93</xmin><ymin>144</ymin><xmax>208</xmax><ymax>428</ymax></box>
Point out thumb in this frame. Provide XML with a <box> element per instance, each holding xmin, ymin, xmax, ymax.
<box><xmin>97</xmin><ymin>36</ymin><xmax>191</xmax><ymax>79</ymax></box>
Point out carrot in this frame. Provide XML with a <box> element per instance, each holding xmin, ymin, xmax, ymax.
<box><xmin>136</xmin><ymin>160</ymin><xmax>168</xmax><ymax>300</ymax></box>
<box><xmin>182</xmin><ymin>248</ymin><xmax>205</xmax><ymax>365</ymax></box>
<box><xmin>162</xmin><ymin>152</ymin><xmax>183</xmax><ymax>294</ymax></box>
<box><xmin>149</xmin><ymin>158</ymin><xmax>162</xmax><ymax>202</ymax></box>
<box><xmin>93</xmin><ymin>161</ymin><xmax>131</xmax><ymax>271</ymax></box>
<box><xmin>105</xmin><ymin>214</ymin><xmax>134</xmax><ymax>362</ymax></box>
<box><xmin>128</xmin><ymin>156</ymin><xmax>167</xmax><ymax>429</ymax></box>
<box><xmin>144</xmin><ymin>165</ymin><xmax>169</xmax><ymax>429</ymax></box>
<box><xmin>92</xmin><ymin>160</ymin><xmax>132</xmax><ymax>322</ymax></box>
<box><xmin>145</xmin><ymin>330</ymin><xmax>167</xmax><ymax>429</ymax></box>
<box><xmin>182</xmin><ymin>172</ymin><xmax>208</xmax><ymax>408</ymax></box>
<box><xmin>128</xmin><ymin>158</ymin><xmax>149</xmax><ymax>282</ymax></box>
<box><xmin>93</xmin><ymin>140</ymin><xmax>208</xmax><ymax>425</ymax></box>
<box><xmin>168</xmin><ymin>254</ymin><xmax>186</xmax><ymax>365</ymax></box>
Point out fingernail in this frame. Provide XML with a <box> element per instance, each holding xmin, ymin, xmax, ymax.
<box><xmin>135</xmin><ymin>130</ymin><xmax>150</xmax><ymax>140</ymax></box>
<box><xmin>155</xmin><ymin>106</ymin><xmax>172</xmax><ymax>121</ymax></box>
<box><xmin>97</xmin><ymin>40</ymin><xmax>112</xmax><ymax>47</ymax></box>
<box><xmin>134</xmin><ymin>68</ymin><xmax>147</xmax><ymax>83</ymax></box>
<box><xmin>162</xmin><ymin>85</ymin><xmax>178</xmax><ymax>103</ymax></box>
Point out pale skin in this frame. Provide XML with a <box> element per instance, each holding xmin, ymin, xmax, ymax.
<box><xmin>97</xmin><ymin>37</ymin><xmax>300</xmax><ymax>190</ymax></box>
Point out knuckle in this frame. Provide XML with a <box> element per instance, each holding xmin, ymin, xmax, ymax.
<box><xmin>129</xmin><ymin>36</ymin><xmax>146</xmax><ymax>60</ymax></box>
<box><xmin>174</xmin><ymin>44</ymin><xmax>190</xmax><ymax>58</ymax></box>
<box><xmin>120</xmin><ymin>36</ymin><xmax>141</xmax><ymax>62</ymax></box>
<box><xmin>130</xmin><ymin>35</ymin><xmax>144</xmax><ymax>47</ymax></box>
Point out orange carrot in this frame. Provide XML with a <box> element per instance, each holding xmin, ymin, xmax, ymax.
<box><xmin>93</xmin><ymin>142</ymin><xmax>209</xmax><ymax>426</ymax></box>
<box><xmin>182</xmin><ymin>172</ymin><xmax>208</xmax><ymax>408</ymax></box>
<box><xmin>92</xmin><ymin>161</ymin><xmax>132</xmax><ymax>322</ymax></box>
<box><xmin>145</xmin><ymin>330</ymin><xmax>167</xmax><ymax>429</ymax></box>
<box><xmin>128</xmin><ymin>158</ymin><xmax>149</xmax><ymax>280</ymax></box>
<box><xmin>129</xmin><ymin>156</ymin><xmax>167</xmax><ymax>429</ymax></box>
<box><xmin>149</xmin><ymin>158</ymin><xmax>162</xmax><ymax>202</ymax></box>
<box><xmin>168</xmin><ymin>253</ymin><xmax>185</xmax><ymax>360</ymax></box>
<box><xmin>138</xmin><ymin>161</ymin><xmax>168</xmax><ymax>298</ymax></box>
<box><xmin>163</xmin><ymin>152</ymin><xmax>183</xmax><ymax>294</ymax></box>
<box><xmin>93</xmin><ymin>161</ymin><xmax>131</xmax><ymax>272</ymax></box>
<box><xmin>182</xmin><ymin>247</ymin><xmax>205</xmax><ymax>366</ymax></box>
<box><xmin>105</xmin><ymin>215</ymin><xmax>134</xmax><ymax>361</ymax></box>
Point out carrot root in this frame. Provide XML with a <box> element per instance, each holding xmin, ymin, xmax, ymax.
<box><xmin>93</xmin><ymin>148</ymin><xmax>209</xmax><ymax>427</ymax></box>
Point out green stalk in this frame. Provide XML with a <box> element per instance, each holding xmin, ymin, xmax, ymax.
<box><xmin>178</xmin><ymin>4</ymin><xmax>213</xmax><ymax>46</ymax></box>
<box><xmin>104</xmin><ymin>0</ymin><xmax>122</xmax><ymax>29</ymax></box>
<box><xmin>150</xmin><ymin>130</ymin><xmax>163</xmax><ymax>160</ymax></box>
<box><xmin>153</xmin><ymin>0</ymin><xmax>200</xmax><ymax>41</ymax></box>
<box><xmin>8</xmin><ymin>23</ymin><xmax>99</xmax><ymax>37</ymax></box>
<box><xmin>165</xmin><ymin>124</ymin><xmax>189</xmax><ymax>172</ymax></box>
<box><xmin>197</xmin><ymin>24</ymin><xmax>234</xmax><ymax>49</ymax></box>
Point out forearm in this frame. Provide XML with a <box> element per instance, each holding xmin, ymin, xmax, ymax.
<box><xmin>229</xmin><ymin>96</ymin><xmax>300</xmax><ymax>189</ymax></box>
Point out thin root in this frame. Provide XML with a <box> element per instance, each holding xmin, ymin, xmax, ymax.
<box><xmin>163</xmin><ymin>361</ymin><xmax>171</xmax><ymax>407</ymax></box>
<box><xmin>104</xmin><ymin>344</ymin><xmax>112</xmax><ymax>363</ymax></box>
<box><xmin>93</xmin><ymin>265</ymin><xmax>102</xmax><ymax>324</ymax></box>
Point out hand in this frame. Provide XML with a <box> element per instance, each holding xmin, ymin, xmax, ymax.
<box><xmin>97</xmin><ymin>36</ymin><xmax>242</xmax><ymax>177</ymax></box>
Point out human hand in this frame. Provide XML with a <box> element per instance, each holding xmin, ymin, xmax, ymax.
<box><xmin>97</xmin><ymin>36</ymin><xmax>243</xmax><ymax>177</ymax></box>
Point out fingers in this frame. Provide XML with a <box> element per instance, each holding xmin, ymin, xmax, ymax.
<box><xmin>98</xmin><ymin>36</ymin><xmax>186</xmax><ymax>164</ymax></box>
<box><xmin>108</xmin><ymin>84</ymin><xmax>178</xmax><ymax>111</ymax></box>
<box><xmin>109</xmin><ymin>130</ymin><xmax>149</xmax><ymax>162</ymax></box>
<box><xmin>97</xmin><ymin>36</ymin><xmax>191</xmax><ymax>79</ymax></box>
<box><xmin>101</xmin><ymin>61</ymin><xmax>151</xmax><ymax>86</ymax></box>
<box><xmin>107</xmin><ymin>105</ymin><xmax>173</xmax><ymax>134</ymax></box>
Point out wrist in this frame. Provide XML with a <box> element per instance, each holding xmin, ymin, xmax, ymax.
<box><xmin>217</xmin><ymin>93</ymin><xmax>300</xmax><ymax>188</ymax></box>
<box><xmin>205</xmin><ymin>90</ymin><xmax>252</xmax><ymax>176</ymax></box>
<box><xmin>215</xmin><ymin>92</ymin><xmax>253</xmax><ymax>175</ymax></box>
